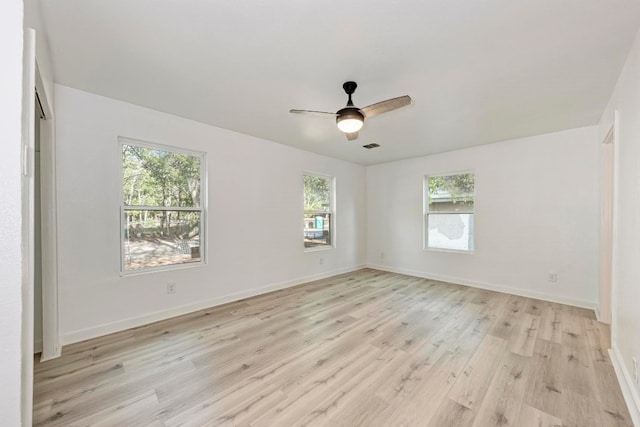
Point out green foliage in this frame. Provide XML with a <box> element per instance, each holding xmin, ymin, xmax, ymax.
<box><xmin>304</xmin><ymin>175</ymin><xmax>330</xmax><ymax>212</ymax></box>
<box><xmin>123</xmin><ymin>145</ymin><xmax>201</xmax><ymax>207</ymax></box>
<box><xmin>123</xmin><ymin>144</ymin><xmax>202</xmax><ymax>239</ymax></box>
<box><xmin>428</xmin><ymin>173</ymin><xmax>474</xmax><ymax>203</ymax></box>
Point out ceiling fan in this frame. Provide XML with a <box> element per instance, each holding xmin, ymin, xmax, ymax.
<box><xmin>290</xmin><ymin>81</ymin><xmax>412</xmax><ymax>141</ymax></box>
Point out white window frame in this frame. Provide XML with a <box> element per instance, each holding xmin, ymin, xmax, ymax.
<box><xmin>119</xmin><ymin>137</ymin><xmax>207</xmax><ymax>274</ymax></box>
<box><xmin>303</xmin><ymin>172</ymin><xmax>335</xmax><ymax>252</ymax></box>
<box><xmin>424</xmin><ymin>170</ymin><xmax>475</xmax><ymax>254</ymax></box>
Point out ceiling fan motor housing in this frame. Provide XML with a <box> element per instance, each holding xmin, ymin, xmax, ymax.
<box><xmin>336</xmin><ymin>107</ymin><xmax>364</xmax><ymax>133</ymax></box>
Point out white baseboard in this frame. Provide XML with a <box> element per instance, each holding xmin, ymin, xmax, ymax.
<box><xmin>366</xmin><ymin>264</ymin><xmax>597</xmax><ymax>311</ymax></box>
<box><xmin>609</xmin><ymin>346</ymin><xmax>640</xmax><ymax>426</ymax></box>
<box><xmin>60</xmin><ymin>265</ymin><xmax>366</xmax><ymax>346</ymax></box>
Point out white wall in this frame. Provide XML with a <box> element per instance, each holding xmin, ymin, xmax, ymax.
<box><xmin>54</xmin><ymin>85</ymin><xmax>366</xmax><ymax>343</ymax></box>
<box><xmin>24</xmin><ymin>0</ymin><xmax>55</xmax><ymax>106</ymax></box>
<box><xmin>366</xmin><ymin>126</ymin><xmax>600</xmax><ymax>308</ymax></box>
<box><xmin>600</xmin><ymin>27</ymin><xmax>640</xmax><ymax>425</ymax></box>
<box><xmin>0</xmin><ymin>1</ymin><xmax>24</xmax><ymax>425</ymax></box>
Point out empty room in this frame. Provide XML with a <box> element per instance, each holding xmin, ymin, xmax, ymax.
<box><xmin>3</xmin><ymin>0</ymin><xmax>640</xmax><ymax>426</ymax></box>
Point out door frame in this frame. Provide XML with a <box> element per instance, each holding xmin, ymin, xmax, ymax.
<box><xmin>35</xmin><ymin>61</ymin><xmax>60</xmax><ymax>361</ymax></box>
<box><xmin>21</xmin><ymin>26</ymin><xmax>36</xmax><ymax>427</ymax></box>
<box><xmin>599</xmin><ymin>123</ymin><xmax>614</xmax><ymax>325</ymax></box>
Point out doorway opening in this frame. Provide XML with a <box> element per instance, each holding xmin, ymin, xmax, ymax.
<box><xmin>34</xmin><ymin>89</ymin><xmax>46</xmax><ymax>354</ymax></box>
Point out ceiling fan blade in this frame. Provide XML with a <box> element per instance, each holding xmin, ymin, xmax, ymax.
<box><xmin>289</xmin><ymin>109</ymin><xmax>336</xmax><ymax>117</ymax></box>
<box><xmin>361</xmin><ymin>95</ymin><xmax>412</xmax><ymax>118</ymax></box>
<box><xmin>346</xmin><ymin>132</ymin><xmax>359</xmax><ymax>141</ymax></box>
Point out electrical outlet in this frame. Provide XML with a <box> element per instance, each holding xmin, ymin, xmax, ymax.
<box><xmin>548</xmin><ymin>272</ymin><xmax>558</xmax><ymax>283</ymax></box>
<box><xmin>633</xmin><ymin>357</ymin><xmax>639</xmax><ymax>384</ymax></box>
<box><xmin>380</xmin><ymin>251</ymin><xmax>385</xmax><ymax>260</ymax></box>
<box><xmin>167</xmin><ymin>282</ymin><xmax>176</xmax><ymax>294</ymax></box>
<box><xmin>319</xmin><ymin>257</ymin><xmax>324</xmax><ymax>265</ymax></box>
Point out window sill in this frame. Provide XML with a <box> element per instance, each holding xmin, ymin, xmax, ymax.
<box><xmin>304</xmin><ymin>245</ymin><xmax>334</xmax><ymax>253</ymax></box>
<box><xmin>120</xmin><ymin>260</ymin><xmax>207</xmax><ymax>277</ymax></box>
<box><xmin>423</xmin><ymin>247</ymin><xmax>474</xmax><ymax>255</ymax></box>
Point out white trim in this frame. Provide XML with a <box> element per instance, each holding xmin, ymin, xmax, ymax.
<box><xmin>366</xmin><ymin>263</ymin><xmax>597</xmax><ymax>310</ymax></box>
<box><xmin>119</xmin><ymin>259</ymin><xmax>207</xmax><ymax>277</ymax></box>
<box><xmin>21</xmin><ymin>27</ymin><xmax>36</xmax><ymax>427</ymax></box>
<box><xmin>60</xmin><ymin>264</ymin><xmax>365</xmax><ymax>346</ymax></box>
<box><xmin>304</xmin><ymin>246</ymin><xmax>334</xmax><ymax>253</ymax></box>
<box><xmin>595</xmin><ymin>306</ymin><xmax>602</xmax><ymax>322</ymax></box>
<box><xmin>611</xmin><ymin>109</ymin><xmax>621</xmax><ymax>345</ymax></box>
<box><xmin>35</xmin><ymin>61</ymin><xmax>61</xmax><ymax>361</ymax></box>
<box><xmin>118</xmin><ymin>136</ymin><xmax>207</xmax><ymax>158</ymax></box>
<box><xmin>123</xmin><ymin>205</ymin><xmax>203</xmax><ymax>212</ymax></box>
<box><xmin>303</xmin><ymin>172</ymin><xmax>335</xmax><ymax>250</ymax></box>
<box><xmin>609</xmin><ymin>346</ymin><xmax>640</xmax><ymax>427</ymax></box>
<box><xmin>119</xmin><ymin>139</ymin><xmax>207</xmax><ymax>274</ymax></box>
<box><xmin>424</xmin><ymin>247</ymin><xmax>475</xmax><ymax>255</ymax></box>
<box><xmin>424</xmin><ymin>171</ymin><xmax>475</xmax><ymax>252</ymax></box>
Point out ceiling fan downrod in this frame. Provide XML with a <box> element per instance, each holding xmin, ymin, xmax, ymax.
<box><xmin>343</xmin><ymin>81</ymin><xmax>357</xmax><ymax>107</ymax></box>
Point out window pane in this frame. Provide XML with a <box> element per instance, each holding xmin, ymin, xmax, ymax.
<box><xmin>304</xmin><ymin>213</ymin><xmax>332</xmax><ymax>248</ymax></box>
<box><xmin>123</xmin><ymin>144</ymin><xmax>201</xmax><ymax>207</ymax></box>
<box><xmin>428</xmin><ymin>173</ymin><xmax>474</xmax><ymax>213</ymax></box>
<box><xmin>123</xmin><ymin>209</ymin><xmax>201</xmax><ymax>270</ymax></box>
<box><xmin>304</xmin><ymin>175</ymin><xmax>330</xmax><ymax>213</ymax></box>
<box><xmin>427</xmin><ymin>213</ymin><xmax>474</xmax><ymax>251</ymax></box>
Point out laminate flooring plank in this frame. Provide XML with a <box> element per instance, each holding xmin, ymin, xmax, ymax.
<box><xmin>583</xmin><ymin>320</ymin><xmax>633</xmax><ymax>426</ymax></box>
<box><xmin>448</xmin><ymin>334</ymin><xmax>508</xmax><ymax>410</ymax></box>
<box><xmin>378</xmin><ymin>345</ymin><xmax>471</xmax><ymax>426</ymax></box>
<box><xmin>516</xmin><ymin>404</ymin><xmax>563</xmax><ymax>427</ymax></box>
<box><xmin>154</xmin><ymin>332</ymin><xmax>314</xmax><ymax>420</ymax></box>
<box><xmin>290</xmin><ymin>347</ymin><xmax>405</xmax><ymax>427</ymax></box>
<box><xmin>370</xmin><ymin>307</ymin><xmax>445</xmax><ymax>351</ymax></box>
<box><xmin>72</xmin><ymin>389</ymin><xmax>161</xmax><ymax>427</ymax></box>
<box><xmin>34</xmin><ymin>304</ymin><xmax>256</xmax><ymax>386</ymax></box>
<box><xmin>33</xmin><ymin>269</ymin><xmax>633</xmax><ymax>426</ymax></box>
<box><xmin>326</xmin><ymin>392</ymin><xmax>390</xmax><ymax>427</ymax></box>
<box><xmin>373</xmin><ymin>303</ymin><xmax>483</xmax><ymax>403</ymax></box>
<box><xmin>164</xmin><ymin>384</ymin><xmax>286</xmax><ymax>427</ymax></box>
<box><xmin>426</xmin><ymin>398</ymin><xmax>476</xmax><ymax>427</ymax></box>
<box><xmin>522</xmin><ymin>338</ymin><xmax>565</xmax><ymax>419</ymax></box>
<box><xmin>524</xmin><ymin>298</ymin><xmax>545</xmax><ymax>317</ymax></box>
<box><xmin>373</xmin><ymin>333</ymin><xmax>450</xmax><ymax>403</ymax></box>
<box><xmin>488</xmin><ymin>295</ymin><xmax>529</xmax><ymax>341</ymax></box>
<box><xmin>561</xmin><ymin>311</ymin><xmax>598</xmax><ymax>399</ymax></box>
<box><xmin>249</xmin><ymin>344</ymin><xmax>382</xmax><ymax>427</ymax></box>
<box><xmin>469</xmin><ymin>288</ymin><xmax>497</xmax><ymax>307</ymax></box>
<box><xmin>508</xmin><ymin>313</ymin><xmax>541</xmax><ymax>357</ymax></box>
<box><xmin>158</xmin><ymin>329</ymin><xmax>338</xmax><ymax>423</ymax></box>
<box><xmin>559</xmin><ymin>388</ymin><xmax>606</xmax><ymax>427</ymax></box>
<box><xmin>538</xmin><ymin>302</ymin><xmax>563</xmax><ymax>344</ymax></box>
<box><xmin>33</xmin><ymin>360</ymin><xmax>196</xmax><ymax>426</ymax></box>
<box><xmin>470</xmin><ymin>352</ymin><xmax>530</xmax><ymax>427</ymax></box>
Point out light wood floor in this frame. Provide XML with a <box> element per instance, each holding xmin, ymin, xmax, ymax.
<box><xmin>33</xmin><ymin>269</ymin><xmax>632</xmax><ymax>426</ymax></box>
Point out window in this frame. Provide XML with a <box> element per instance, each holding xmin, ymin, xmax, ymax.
<box><xmin>303</xmin><ymin>173</ymin><xmax>334</xmax><ymax>249</ymax></box>
<box><xmin>121</xmin><ymin>138</ymin><xmax>205</xmax><ymax>272</ymax></box>
<box><xmin>425</xmin><ymin>172</ymin><xmax>475</xmax><ymax>252</ymax></box>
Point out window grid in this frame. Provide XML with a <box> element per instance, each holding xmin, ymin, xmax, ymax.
<box><xmin>303</xmin><ymin>173</ymin><xmax>334</xmax><ymax>250</ymax></box>
<box><xmin>424</xmin><ymin>171</ymin><xmax>475</xmax><ymax>252</ymax></box>
<box><xmin>120</xmin><ymin>137</ymin><xmax>206</xmax><ymax>273</ymax></box>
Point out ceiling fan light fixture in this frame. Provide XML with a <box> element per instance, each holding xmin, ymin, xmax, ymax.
<box><xmin>336</xmin><ymin>107</ymin><xmax>364</xmax><ymax>133</ymax></box>
<box><xmin>290</xmin><ymin>81</ymin><xmax>411</xmax><ymax>141</ymax></box>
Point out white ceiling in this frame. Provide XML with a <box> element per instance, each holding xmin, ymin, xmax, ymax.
<box><xmin>40</xmin><ymin>0</ymin><xmax>640</xmax><ymax>165</ymax></box>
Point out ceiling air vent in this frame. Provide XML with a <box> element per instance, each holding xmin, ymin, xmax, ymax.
<box><xmin>362</xmin><ymin>143</ymin><xmax>380</xmax><ymax>149</ymax></box>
